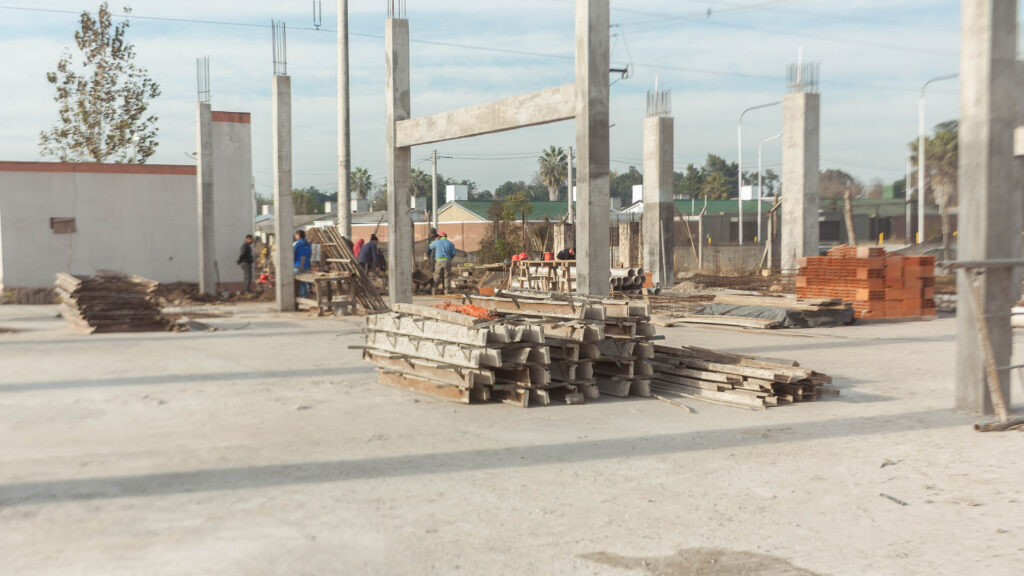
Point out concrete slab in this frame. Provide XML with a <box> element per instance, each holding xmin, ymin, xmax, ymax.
<box><xmin>0</xmin><ymin>305</ymin><xmax>1022</xmax><ymax>575</ymax></box>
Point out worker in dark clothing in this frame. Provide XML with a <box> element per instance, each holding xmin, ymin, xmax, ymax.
<box><xmin>357</xmin><ymin>234</ymin><xmax>383</xmax><ymax>273</ymax></box>
<box><xmin>556</xmin><ymin>247</ymin><xmax>576</xmax><ymax>261</ymax></box>
<box><xmin>237</xmin><ymin>234</ymin><xmax>255</xmax><ymax>292</ymax></box>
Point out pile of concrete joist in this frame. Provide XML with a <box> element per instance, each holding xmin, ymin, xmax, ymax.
<box><xmin>362</xmin><ymin>291</ymin><xmax>655</xmax><ymax>407</ymax></box>
<box><xmin>649</xmin><ymin>345</ymin><xmax>837</xmax><ymax>410</ymax></box>
<box><xmin>55</xmin><ymin>273</ymin><xmax>171</xmax><ymax>334</ymax></box>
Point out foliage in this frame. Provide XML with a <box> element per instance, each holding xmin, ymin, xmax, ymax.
<box><xmin>292</xmin><ymin>186</ymin><xmax>332</xmax><ymax>215</ymax></box>
<box><xmin>478</xmin><ymin>192</ymin><xmax>531</xmax><ymax>263</ymax></box>
<box><xmin>819</xmin><ymin>169</ymin><xmax>865</xmax><ymax>200</ymax></box>
<box><xmin>537</xmin><ymin>146</ymin><xmax>568</xmax><ymax>201</ymax></box>
<box><xmin>494</xmin><ymin>178</ymin><xmax>548</xmax><ymax>202</ymax></box>
<box><xmin>40</xmin><ymin>3</ymin><xmax>161</xmax><ymax>163</ymax></box>
<box><xmin>672</xmin><ymin>155</ymin><xmax>741</xmax><ymax>200</ymax></box>
<box><xmin>350</xmin><ymin>167</ymin><xmax>373</xmax><ymax>200</ymax></box>
<box><xmin>910</xmin><ymin>120</ymin><xmax>958</xmax><ymax>209</ymax></box>
<box><xmin>410</xmin><ymin>168</ymin><xmax>432</xmax><ymax>198</ymax></box>
<box><xmin>701</xmin><ymin>172</ymin><xmax>731</xmax><ymax>200</ymax></box>
<box><xmin>610</xmin><ymin>166</ymin><xmax>643</xmax><ymax>206</ymax></box>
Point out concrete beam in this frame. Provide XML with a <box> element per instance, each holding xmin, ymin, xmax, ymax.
<box><xmin>195</xmin><ymin>102</ymin><xmax>216</xmax><ymax>295</ymax></box>
<box><xmin>955</xmin><ymin>0</ymin><xmax>1022</xmax><ymax>415</ymax></box>
<box><xmin>272</xmin><ymin>75</ymin><xmax>296</xmax><ymax>312</ymax></box>
<box><xmin>395</xmin><ymin>84</ymin><xmax>576</xmax><ymax>148</ymax></box>
<box><xmin>575</xmin><ymin>0</ymin><xmax>611</xmax><ymax>296</ymax></box>
<box><xmin>780</xmin><ymin>92</ymin><xmax>820</xmax><ymax>272</ymax></box>
<box><xmin>386</xmin><ymin>18</ymin><xmax>413</xmax><ymax>304</ymax></box>
<box><xmin>642</xmin><ymin>115</ymin><xmax>674</xmax><ymax>287</ymax></box>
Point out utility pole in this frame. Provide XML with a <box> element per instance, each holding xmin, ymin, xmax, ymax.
<box><xmin>738</xmin><ymin>101</ymin><xmax>781</xmax><ymax>245</ymax></box>
<box><xmin>567</xmin><ymin>146</ymin><xmax>574</xmax><ymax>225</ymax></box>
<box><xmin>431</xmin><ymin>149</ymin><xmax>438</xmax><ymax>231</ymax></box>
<box><xmin>757</xmin><ymin>133</ymin><xmax>781</xmax><ymax>243</ymax></box>
<box><xmin>905</xmin><ymin>154</ymin><xmax>912</xmax><ymax>244</ymax></box>
<box><xmin>337</xmin><ymin>0</ymin><xmax>352</xmax><ymax>239</ymax></box>
<box><xmin>918</xmin><ymin>73</ymin><xmax>957</xmax><ymax>244</ymax></box>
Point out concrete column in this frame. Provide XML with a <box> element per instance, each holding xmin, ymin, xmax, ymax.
<box><xmin>386</xmin><ymin>18</ymin><xmax>413</xmax><ymax>304</ymax></box>
<box><xmin>574</xmin><ymin>0</ymin><xmax>610</xmax><ymax>296</ymax></box>
<box><xmin>273</xmin><ymin>75</ymin><xmax>296</xmax><ymax>312</ymax></box>
<box><xmin>780</xmin><ymin>92</ymin><xmax>820</xmax><ymax>271</ymax></box>
<box><xmin>955</xmin><ymin>0</ymin><xmax>1022</xmax><ymax>415</ymax></box>
<box><xmin>337</xmin><ymin>0</ymin><xmax>352</xmax><ymax>240</ymax></box>
<box><xmin>196</xmin><ymin>102</ymin><xmax>216</xmax><ymax>294</ymax></box>
<box><xmin>642</xmin><ymin>115</ymin><xmax>674</xmax><ymax>287</ymax></box>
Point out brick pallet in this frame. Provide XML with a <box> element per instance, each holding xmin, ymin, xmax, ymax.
<box><xmin>796</xmin><ymin>246</ymin><xmax>936</xmax><ymax>319</ymax></box>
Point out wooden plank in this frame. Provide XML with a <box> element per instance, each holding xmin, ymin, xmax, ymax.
<box><xmin>651</xmin><ymin>383</ymin><xmax>767</xmax><ymax>410</ymax></box>
<box><xmin>680</xmin><ymin>315</ymin><xmax>779</xmax><ymax>329</ymax></box>
<box><xmin>378</xmin><ymin>371</ymin><xmax>471</xmax><ymax>404</ymax></box>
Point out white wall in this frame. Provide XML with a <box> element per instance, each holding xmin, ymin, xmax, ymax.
<box><xmin>0</xmin><ymin>166</ymin><xmax>198</xmax><ymax>288</ymax></box>
<box><xmin>211</xmin><ymin>115</ymin><xmax>254</xmax><ymax>285</ymax></box>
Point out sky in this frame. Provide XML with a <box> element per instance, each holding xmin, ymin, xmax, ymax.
<box><xmin>0</xmin><ymin>0</ymin><xmax>963</xmax><ymax>198</ymax></box>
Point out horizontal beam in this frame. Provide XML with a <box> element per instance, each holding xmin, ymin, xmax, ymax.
<box><xmin>395</xmin><ymin>84</ymin><xmax>576</xmax><ymax>148</ymax></box>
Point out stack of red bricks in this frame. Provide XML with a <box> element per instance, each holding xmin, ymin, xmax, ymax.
<box><xmin>796</xmin><ymin>246</ymin><xmax>936</xmax><ymax>319</ymax></box>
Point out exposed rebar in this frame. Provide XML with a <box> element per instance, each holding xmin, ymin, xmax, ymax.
<box><xmin>196</xmin><ymin>56</ymin><xmax>211</xmax><ymax>104</ymax></box>
<box><xmin>272</xmin><ymin>20</ymin><xmax>288</xmax><ymax>76</ymax></box>
<box><xmin>787</xmin><ymin>62</ymin><xmax>819</xmax><ymax>94</ymax></box>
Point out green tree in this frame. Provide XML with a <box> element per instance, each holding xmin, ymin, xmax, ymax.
<box><xmin>40</xmin><ymin>3</ymin><xmax>161</xmax><ymax>163</ymax></box>
<box><xmin>674</xmin><ymin>164</ymin><xmax>703</xmax><ymax>199</ymax></box>
<box><xmin>410</xmin><ymin>168</ymin><xmax>431</xmax><ymax>198</ymax></box>
<box><xmin>910</xmin><ymin>120</ymin><xmax>958</xmax><ymax>258</ymax></box>
<box><xmin>479</xmin><ymin>192</ymin><xmax>532</xmax><ymax>263</ymax></box>
<box><xmin>538</xmin><ymin>146</ymin><xmax>567</xmax><ymax>201</ymax></box>
<box><xmin>701</xmin><ymin>172</ymin><xmax>730</xmax><ymax>200</ymax></box>
<box><xmin>350</xmin><ymin>167</ymin><xmax>373</xmax><ymax>200</ymax></box>
<box><xmin>292</xmin><ymin>186</ymin><xmax>330</xmax><ymax>214</ymax></box>
<box><xmin>610</xmin><ymin>166</ymin><xmax>643</xmax><ymax>206</ymax></box>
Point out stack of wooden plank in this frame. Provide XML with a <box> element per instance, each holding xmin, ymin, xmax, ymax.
<box><xmin>55</xmin><ymin>273</ymin><xmax>171</xmax><ymax>333</ymax></box>
<box><xmin>307</xmin><ymin>227</ymin><xmax>388</xmax><ymax>312</ymax></box>
<box><xmin>796</xmin><ymin>246</ymin><xmax>936</xmax><ymax>320</ymax></box>
<box><xmin>650</xmin><ymin>345</ymin><xmax>837</xmax><ymax>410</ymax></box>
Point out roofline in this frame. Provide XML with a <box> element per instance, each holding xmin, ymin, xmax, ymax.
<box><xmin>212</xmin><ymin>111</ymin><xmax>251</xmax><ymax>124</ymax></box>
<box><xmin>0</xmin><ymin>161</ymin><xmax>196</xmax><ymax>176</ymax></box>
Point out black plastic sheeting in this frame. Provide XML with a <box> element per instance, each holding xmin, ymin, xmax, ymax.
<box><xmin>694</xmin><ymin>303</ymin><xmax>855</xmax><ymax>329</ymax></box>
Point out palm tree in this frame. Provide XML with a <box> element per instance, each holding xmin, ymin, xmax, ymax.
<box><xmin>537</xmin><ymin>146</ymin><xmax>568</xmax><ymax>202</ymax></box>
<box><xmin>350</xmin><ymin>167</ymin><xmax>373</xmax><ymax>200</ymax></box>
<box><xmin>410</xmin><ymin>168</ymin><xmax>432</xmax><ymax>198</ymax></box>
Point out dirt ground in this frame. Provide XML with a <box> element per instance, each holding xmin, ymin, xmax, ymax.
<box><xmin>1</xmin><ymin>303</ymin><xmax>1022</xmax><ymax>575</ymax></box>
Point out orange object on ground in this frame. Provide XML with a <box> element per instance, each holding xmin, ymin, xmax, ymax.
<box><xmin>433</xmin><ymin>301</ymin><xmax>498</xmax><ymax>319</ymax></box>
<box><xmin>543</xmin><ymin>252</ymin><xmax>554</xmax><ymax>261</ymax></box>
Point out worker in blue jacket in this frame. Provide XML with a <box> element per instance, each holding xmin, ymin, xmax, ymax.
<box><xmin>293</xmin><ymin>230</ymin><xmax>312</xmax><ymax>295</ymax></box>
<box><xmin>428</xmin><ymin>232</ymin><xmax>457</xmax><ymax>295</ymax></box>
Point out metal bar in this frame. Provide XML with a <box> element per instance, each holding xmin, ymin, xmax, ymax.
<box><xmin>945</xmin><ymin>259</ymin><xmax>1024</xmax><ymax>269</ymax></box>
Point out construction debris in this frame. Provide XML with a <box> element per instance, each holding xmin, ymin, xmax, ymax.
<box><xmin>506</xmin><ymin>260</ymin><xmax>646</xmax><ymax>294</ymax></box>
<box><xmin>306</xmin><ymin>227</ymin><xmax>388</xmax><ymax>313</ymax></box>
<box><xmin>798</xmin><ymin>246</ymin><xmax>936</xmax><ymax>320</ymax></box>
<box><xmin>687</xmin><ymin>294</ymin><xmax>855</xmax><ymax>329</ymax></box>
<box><xmin>362</xmin><ymin>289</ymin><xmax>837</xmax><ymax>411</ymax></box>
<box><xmin>650</xmin><ymin>344</ymin><xmax>836</xmax><ymax>410</ymax></box>
<box><xmin>55</xmin><ymin>273</ymin><xmax>171</xmax><ymax>334</ymax></box>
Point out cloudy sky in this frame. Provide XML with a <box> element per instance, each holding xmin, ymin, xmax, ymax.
<box><xmin>1</xmin><ymin>1</ymin><xmax>961</xmax><ymax>197</ymax></box>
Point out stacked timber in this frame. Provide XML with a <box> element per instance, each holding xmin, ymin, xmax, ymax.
<box><xmin>650</xmin><ymin>345</ymin><xmax>836</xmax><ymax>410</ymax></box>
<box><xmin>363</xmin><ymin>303</ymin><xmax>583</xmax><ymax>407</ymax></box>
<box><xmin>55</xmin><ymin>273</ymin><xmax>171</xmax><ymax>333</ymax></box>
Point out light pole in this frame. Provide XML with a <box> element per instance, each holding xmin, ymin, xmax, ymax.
<box><xmin>738</xmin><ymin>101</ymin><xmax>781</xmax><ymax>245</ymax></box>
<box><xmin>905</xmin><ymin>153</ymin><xmax>913</xmax><ymax>244</ymax></box>
<box><xmin>917</xmin><ymin>73</ymin><xmax>957</xmax><ymax>244</ymax></box>
<box><xmin>758</xmin><ymin>133</ymin><xmax>782</xmax><ymax>243</ymax></box>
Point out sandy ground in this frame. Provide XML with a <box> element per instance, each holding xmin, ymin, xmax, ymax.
<box><xmin>1</xmin><ymin>303</ymin><xmax>1022</xmax><ymax>576</ymax></box>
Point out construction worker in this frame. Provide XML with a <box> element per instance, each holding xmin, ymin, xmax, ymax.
<box><xmin>236</xmin><ymin>234</ymin><xmax>255</xmax><ymax>293</ymax></box>
<box><xmin>557</xmin><ymin>246</ymin><xmax>576</xmax><ymax>261</ymax></box>
<box><xmin>429</xmin><ymin>232</ymin><xmax>456</xmax><ymax>295</ymax></box>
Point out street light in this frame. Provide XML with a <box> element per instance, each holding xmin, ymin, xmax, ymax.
<box><xmin>758</xmin><ymin>133</ymin><xmax>782</xmax><ymax>243</ymax></box>
<box><xmin>738</xmin><ymin>101</ymin><xmax>781</xmax><ymax>245</ymax></box>
<box><xmin>918</xmin><ymin>73</ymin><xmax>958</xmax><ymax>244</ymax></box>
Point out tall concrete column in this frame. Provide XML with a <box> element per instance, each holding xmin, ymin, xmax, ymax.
<box><xmin>386</xmin><ymin>18</ymin><xmax>413</xmax><ymax>304</ymax></box>
<box><xmin>273</xmin><ymin>75</ymin><xmax>296</xmax><ymax>312</ymax></box>
<box><xmin>780</xmin><ymin>90</ymin><xmax>820</xmax><ymax>272</ymax></box>
<box><xmin>575</xmin><ymin>0</ymin><xmax>611</xmax><ymax>296</ymax></box>
<box><xmin>955</xmin><ymin>0</ymin><xmax>1022</xmax><ymax>415</ymax></box>
<box><xmin>196</xmin><ymin>102</ymin><xmax>216</xmax><ymax>295</ymax></box>
<box><xmin>642</xmin><ymin>92</ymin><xmax>674</xmax><ymax>287</ymax></box>
<box><xmin>337</xmin><ymin>0</ymin><xmax>352</xmax><ymax>240</ymax></box>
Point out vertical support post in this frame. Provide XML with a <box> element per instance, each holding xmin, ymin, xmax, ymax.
<box><xmin>386</xmin><ymin>17</ymin><xmax>413</xmax><ymax>304</ymax></box>
<box><xmin>575</xmin><ymin>0</ymin><xmax>610</xmax><ymax>296</ymax></box>
<box><xmin>918</xmin><ymin>94</ymin><xmax>927</xmax><ymax>244</ymax></box>
<box><xmin>431</xmin><ymin>149</ymin><xmax>438</xmax><ymax>231</ymax></box>
<box><xmin>567</xmin><ymin>146</ymin><xmax>574</xmax><ymax>225</ymax></box>
<box><xmin>956</xmin><ymin>0</ymin><xmax>1022</xmax><ymax>415</ymax></box>
<box><xmin>905</xmin><ymin>154</ymin><xmax>913</xmax><ymax>243</ymax></box>
<box><xmin>780</xmin><ymin>92</ymin><xmax>821</xmax><ymax>271</ymax></box>
<box><xmin>642</xmin><ymin>111</ymin><xmax>674</xmax><ymax>287</ymax></box>
<box><xmin>273</xmin><ymin>75</ymin><xmax>296</xmax><ymax>312</ymax></box>
<box><xmin>337</xmin><ymin>0</ymin><xmax>352</xmax><ymax>239</ymax></box>
<box><xmin>196</xmin><ymin>101</ymin><xmax>216</xmax><ymax>295</ymax></box>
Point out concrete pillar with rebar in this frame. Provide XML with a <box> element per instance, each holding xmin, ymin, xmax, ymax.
<box><xmin>195</xmin><ymin>57</ymin><xmax>216</xmax><ymax>295</ymax></box>
<box><xmin>337</xmin><ymin>0</ymin><xmax>352</xmax><ymax>240</ymax></box>
<box><xmin>780</xmin><ymin>62</ymin><xmax>821</xmax><ymax>272</ymax></box>
<box><xmin>272</xmin><ymin>22</ymin><xmax>296</xmax><ymax>312</ymax></box>
<box><xmin>642</xmin><ymin>88</ymin><xmax>674</xmax><ymax>287</ymax></box>
<box><xmin>955</xmin><ymin>0</ymin><xmax>1023</xmax><ymax>415</ymax></box>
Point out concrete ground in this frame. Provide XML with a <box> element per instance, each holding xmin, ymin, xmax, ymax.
<box><xmin>1</xmin><ymin>304</ymin><xmax>1022</xmax><ymax>576</ymax></box>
